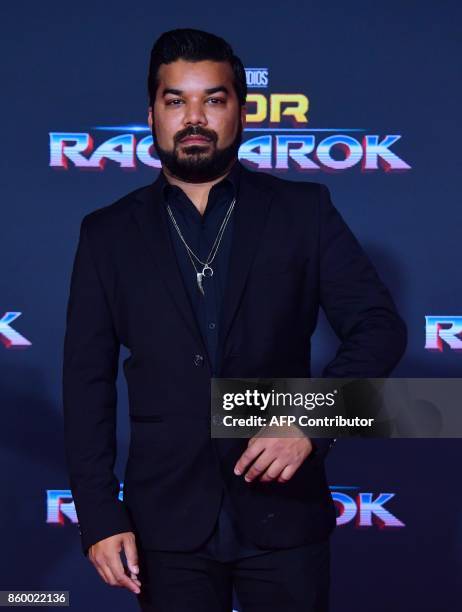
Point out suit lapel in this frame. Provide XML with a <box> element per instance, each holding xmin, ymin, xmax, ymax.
<box><xmin>217</xmin><ymin>165</ymin><xmax>274</xmax><ymax>367</ymax></box>
<box><xmin>132</xmin><ymin>176</ymin><xmax>209</xmax><ymax>357</ymax></box>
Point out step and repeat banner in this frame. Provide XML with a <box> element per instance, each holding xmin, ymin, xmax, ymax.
<box><xmin>1</xmin><ymin>2</ymin><xmax>461</xmax><ymax>611</ymax></box>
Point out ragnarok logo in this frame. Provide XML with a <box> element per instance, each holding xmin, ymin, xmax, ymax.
<box><xmin>49</xmin><ymin>69</ymin><xmax>410</xmax><ymax>173</ymax></box>
<box><xmin>425</xmin><ymin>316</ymin><xmax>462</xmax><ymax>352</ymax></box>
<box><xmin>331</xmin><ymin>486</ymin><xmax>404</xmax><ymax>528</ymax></box>
<box><xmin>47</xmin><ymin>485</ymin><xmax>405</xmax><ymax>529</ymax></box>
<box><xmin>0</xmin><ymin>312</ymin><xmax>31</xmax><ymax>348</ymax></box>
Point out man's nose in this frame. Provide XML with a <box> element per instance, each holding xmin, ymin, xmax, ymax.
<box><xmin>183</xmin><ymin>101</ymin><xmax>207</xmax><ymax>126</ymax></box>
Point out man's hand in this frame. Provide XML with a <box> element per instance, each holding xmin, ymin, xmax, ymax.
<box><xmin>233</xmin><ymin>425</ymin><xmax>313</xmax><ymax>483</ymax></box>
<box><xmin>88</xmin><ymin>531</ymin><xmax>141</xmax><ymax>594</ymax></box>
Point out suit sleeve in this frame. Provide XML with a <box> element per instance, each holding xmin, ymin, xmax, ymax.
<box><xmin>317</xmin><ymin>183</ymin><xmax>407</xmax><ymax>378</ymax></box>
<box><xmin>310</xmin><ymin>437</ymin><xmax>336</xmax><ymax>461</ymax></box>
<box><xmin>62</xmin><ymin>216</ymin><xmax>134</xmax><ymax>557</ymax></box>
<box><xmin>313</xmin><ymin>184</ymin><xmax>407</xmax><ymax>457</ymax></box>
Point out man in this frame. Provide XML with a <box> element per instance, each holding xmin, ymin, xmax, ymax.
<box><xmin>62</xmin><ymin>28</ymin><xmax>407</xmax><ymax>611</ymax></box>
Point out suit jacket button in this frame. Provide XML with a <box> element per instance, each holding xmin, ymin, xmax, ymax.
<box><xmin>194</xmin><ymin>354</ymin><xmax>204</xmax><ymax>366</ymax></box>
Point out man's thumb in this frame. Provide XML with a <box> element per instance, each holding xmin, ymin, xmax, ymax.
<box><xmin>123</xmin><ymin>534</ymin><xmax>139</xmax><ymax>574</ymax></box>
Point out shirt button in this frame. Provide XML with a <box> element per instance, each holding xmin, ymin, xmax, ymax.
<box><xmin>193</xmin><ymin>354</ymin><xmax>204</xmax><ymax>366</ymax></box>
<box><xmin>208</xmin><ymin>322</ymin><xmax>216</xmax><ymax>330</ymax></box>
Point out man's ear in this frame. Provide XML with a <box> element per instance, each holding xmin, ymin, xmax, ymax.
<box><xmin>148</xmin><ymin>106</ymin><xmax>153</xmax><ymax>128</ymax></box>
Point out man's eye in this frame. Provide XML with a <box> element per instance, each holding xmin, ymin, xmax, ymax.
<box><xmin>166</xmin><ymin>99</ymin><xmax>183</xmax><ymax>106</ymax></box>
<box><xmin>207</xmin><ymin>98</ymin><xmax>225</xmax><ymax>104</ymax></box>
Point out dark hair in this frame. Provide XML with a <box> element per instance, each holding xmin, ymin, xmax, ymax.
<box><xmin>147</xmin><ymin>28</ymin><xmax>247</xmax><ymax>107</ymax></box>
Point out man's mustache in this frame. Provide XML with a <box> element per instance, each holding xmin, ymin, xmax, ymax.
<box><xmin>174</xmin><ymin>126</ymin><xmax>218</xmax><ymax>144</ymax></box>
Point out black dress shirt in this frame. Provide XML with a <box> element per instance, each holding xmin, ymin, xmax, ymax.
<box><xmin>159</xmin><ymin>160</ymin><xmax>271</xmax><ymax>561</ymax></box>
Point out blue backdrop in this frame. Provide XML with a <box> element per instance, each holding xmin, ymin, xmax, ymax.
<box><xmin>1</xmin><ymin>1</ymin><xmax>461</xmax><ymax>610</ymax></box>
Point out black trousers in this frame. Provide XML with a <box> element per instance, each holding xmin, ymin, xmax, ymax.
<box><xmin>135</xmin><ymin>537</ymin><xmax>330</xmax><ymax>612</ymax></box>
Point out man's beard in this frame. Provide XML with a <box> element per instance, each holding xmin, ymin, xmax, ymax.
<box><xmin>152</xmin><ymin>122</ymin><xmax>242</xmax><ymax>183</ymax></box>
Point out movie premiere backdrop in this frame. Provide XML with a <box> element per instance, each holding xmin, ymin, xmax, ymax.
<box><xmin>1</xmin><ymin>2</ymin><xmax>461</xmax><ymax>611</ymax></box>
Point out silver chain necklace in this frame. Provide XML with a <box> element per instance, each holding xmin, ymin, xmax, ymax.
<box><xmin>166</xmin><ymin>197</ymin><xmax>236</xmax><ymax>295</ymax></box>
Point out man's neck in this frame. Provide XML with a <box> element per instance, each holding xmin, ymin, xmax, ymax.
<box><xmin>162</xmin><ymin>160</ymin><xmax>237</xmax><ymax>216</ymax></box>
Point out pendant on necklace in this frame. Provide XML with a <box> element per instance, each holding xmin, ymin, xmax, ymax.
<box><xmin>202</xmin><ymin>264</ymin><xmax>213</xmax><ymax>278</ymax></box>
<box><xmin>196</xmin><ymin>272</ymin><xmax>205</xmax><ymax>295</ymax></box>
<box><xmin>196</xmin><ymin>265</ymin><xmax>213</xmax><ymax>295</ymax></box>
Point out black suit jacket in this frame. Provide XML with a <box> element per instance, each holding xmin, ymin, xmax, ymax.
<box><xmin>62</xmin><ymin>163</ymin><xmax>407</xmax><ymax>556</ymax></box>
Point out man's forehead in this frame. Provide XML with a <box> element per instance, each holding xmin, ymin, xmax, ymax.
<box><xmin>157</xmin><ymin>59</ymin><xmax>234</xmax><ymax>86</ymax></box>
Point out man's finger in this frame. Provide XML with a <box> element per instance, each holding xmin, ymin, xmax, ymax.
<box><xmin>258</xmin><ymin>458</ymin><xmax>286</xmax><ymax>482</ymax></box>
<box><xmin>123</xmin><ymin>533</ymin><xmax>140</xmax><ymax>576</ymax></box>
<box><xmin>243</xmin><ymin>449</ymin><xmax>276</xmax><ymax>482</ymax></box>
<box><xmin>94</xmin><ymin>558</ymin><xmax>119</xmax><ymax>587</ymax></box>
<box><xmin>130</xmin><ymin>572</ymin><xmax>142</xmax><ymax>586</ymax></box>
<box><xmin>106</xmin><ymin>551</ymin><xmax>141</xmax><ymax>594</ymax></box>
<box><xmin>93</xmin><ymin>562</ymin><xmax>110</xmax><ymax>585</ymax></box>
<box><xmin>276</xmin><ymin>462</ymin><xmax>299</xmax><ymax>483</ymax></box>
<box><xmin>234</xmin><ymin>438</ymin><xmax>266</xmax><ymax>475</ymax></box>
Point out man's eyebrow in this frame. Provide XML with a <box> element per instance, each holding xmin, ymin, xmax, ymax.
<box><xmin>204</xmin><ymin>86</ymin><xmax>229</xmax><ymax>95</ymax></box>
<box><xmin>162</xmin><ymin>86</ymin><xmax>230</xmax><ymax>97</ymax></box>
<box><xmin>162</xmin><ymin>88</ymin><xmax>183</xmax><ymax>96</ymax></box>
